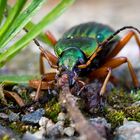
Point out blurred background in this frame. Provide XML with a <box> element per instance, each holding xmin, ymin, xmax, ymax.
<box><xmin>1</xmin><ymin>0</ymin><xmax>140</xmax><ymax>76</ymax></box>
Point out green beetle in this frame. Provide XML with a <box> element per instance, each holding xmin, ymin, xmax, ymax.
<box><xmin>55</xmin><ymin>22</ymin><xmax>120</xmax><ymax>75</ymax></box>
<box><xmin>30</xmin><ymin>22</ymin><xmax>140</xmax><ymax>100</ymax></box>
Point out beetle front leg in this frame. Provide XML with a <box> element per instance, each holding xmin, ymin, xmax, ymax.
<box><xmin>39</xmin><ymin>50</ymin><xmax>58</xmax><ymax>74</ymax></box>
<box><xmin>32</xmin><ymin>36</ymin><xmax>58</xmax><ymax>73</ymax></box>
<box><xmin>29</xmin><ymin>72</ymin><xmax>56</xmax><ymax>101</ymax></box>
<box><xmin>39</xmin><ymin>47</ymin><xmax>58</xmax><ymax>71</ymax></box>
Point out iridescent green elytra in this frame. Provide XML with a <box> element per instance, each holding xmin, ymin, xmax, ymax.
<box><xmin>55</xmin><ymin>22</ymin><xmax>120</xmax><ymax>72</ymax></box>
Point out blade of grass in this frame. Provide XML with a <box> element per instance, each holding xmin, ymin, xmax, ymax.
<box><xmin>0</xmin><ymin>75</ymin><xmax>41</xmax><ymax>85</ymax></box>
<box><xmin>0</xmin><ymin>0</ymin><xmax>27</xmax><ymax>38</ymax></box>
<box><xmin>0</xmin><ymin>0</ymin><xmax>75</xmax><ymax>67</ymax></box>
<box><xmin>0</xmin><ymin>0</ymin><xmax>7</xmax><ymax>25</ymax></box>
<box><xmin>0</xmin><ymin>0</ymin><xmax>46</xmax><ymax>49</ymax></box>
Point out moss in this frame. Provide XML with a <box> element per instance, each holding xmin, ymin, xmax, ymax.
<box><xmin>107</xmin><ymin>88</ymin><xmax>134</xmax><ymax>109</ymax></box>
<box><xmin>105</xmin><ymin>108</ymin><xmax>125</xmax><ymax>129</ymax></box>
<box><xmin>1</xmin><ymin>135</ymin><xmax>10</xmax><ymax>140</ymax></box>
<box><xmin>9</xmin><ymin>122</ymin><xmax>25</xmax><ymax>134</ymax></box>
<box><xmin>45</xmin><ymin>98</ymin><xmax>61</xmax><ymax>122</ymax></box>
<box><xmin>124</xmin><ymin>105</ymin><xmax>140</xmax><ymax>122</ymax></box>
<box><xmin>104</xmin><ymin>88</ymin><xmax>140</xmax><ymax>128</ymax></box>
<box><xmin>9</xmin><ymin>121</ymin><xmax>38</xmax><ymax>135</ymax></box>
<box><xmin>130</xmin><ymin>89</ymin><xmax>140</xmax><ymax>101</ymax></box>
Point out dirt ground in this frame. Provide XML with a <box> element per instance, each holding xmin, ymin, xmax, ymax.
<box><xmin>2</xmin><ymin>0</ymin><xmax>140</xmax><ymax>74</ymax></box>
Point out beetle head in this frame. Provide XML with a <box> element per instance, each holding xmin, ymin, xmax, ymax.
<box><xmin>57</xmin><ymin>47</ymin><xmax>86</xmax><ymax>87</ymax></box>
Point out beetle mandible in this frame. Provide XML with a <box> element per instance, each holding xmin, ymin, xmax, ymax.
<box><xmin>29</xmin><ymin>22</ymin><xmax>140</xmax><ymax>101</ymax></box>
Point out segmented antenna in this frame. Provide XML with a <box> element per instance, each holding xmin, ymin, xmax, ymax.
<box><xmin>23</xmin><ymin>28</ymin><xmax>45</xmax><ymax>53</ymax></box>
<box><xmin>23</xmin><ymin>28</ymin><xmax>58</xmax><ymax>69</ymax></box>
<box><xmin>99</xmin><ymin>26</ymin><xmax>140</xmax><ymax>47</ymax></box>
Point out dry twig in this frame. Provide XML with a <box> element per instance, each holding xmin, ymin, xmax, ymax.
<box><xmin>59</xmin><ymin>81</ymin><xmax>104</xmax><ymax>140</ymax></box>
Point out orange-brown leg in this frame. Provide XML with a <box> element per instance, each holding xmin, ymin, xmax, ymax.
<box><xmin>39</xmin><ymin>50</ymin><xmax>58</xmax><ymax>74</ymax></box>
<box><xmin>89</xmin><ymin>57</ymin><xmax>139</xmax><ymax>95</ymax></box>
<box><xmin>38</xmin><ymin>50</ymin><xmax>58</xmax><ymax>100</ymax></box>
<box><xmin>102</xmin><ymin>57</ymin><xmax>139</xmax><ymax>88</ymax></box>
<box><xmin>106</xmin><ymin>30</ymin><xmax>140</xmax><ymax>59</ymax></box>
<box><xmin>31</xmin><ymin>38</ymin><xmax>58</xmax><ymax>100</ymax></box>
<box><xmin>32</xmin><ymin>36</ymin><xmax>58</xmax><ymax>74</ymax></box>
<box><xmin>89</xmin><ymin>67</ymin><xmax>112</xmax><ymax>95</ymax></box>
<box><xmin>39</xmin><ymin>48</ymin><xmax>58</xmax><ymax>74</ymax></box>
<box><xmin>33</xmin><ymin>49</ymin><xmax>57</xmax><ymax>100</ymax></box>
<box><xmin>29</xmin><ymin>73</ymin><xmax>56</xmax><ymax>101</ymax></box>
<box><xmin>45</xmin><ymin>31</ymin><xmax>57</xmax><ymax>46</ymax></box>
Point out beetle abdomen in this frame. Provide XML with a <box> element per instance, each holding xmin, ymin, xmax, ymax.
<box><xmin>55</xmin><ymin>22</ymin><xmax>120</xmax><ymax>67</ymax></box>
<box><xmin>63</xmin><ymin>22</ymin><xmax>120</xmax><ymax>43</ymax></box>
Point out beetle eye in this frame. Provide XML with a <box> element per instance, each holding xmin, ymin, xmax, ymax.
<box><xmin>96</xmin><ymin>33</ymin><xmax>104</xmax><ymax>43</ymax></box>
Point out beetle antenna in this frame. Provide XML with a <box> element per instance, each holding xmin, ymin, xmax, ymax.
<box><xmin>99</xmin><ymin>26</ymin><xmax>140</xmax><ymax>47</ymax></box>
<box><xmin>23</xmin><ymin>28</ymin><xmax>45</xmax><ymax>52</ymax></box>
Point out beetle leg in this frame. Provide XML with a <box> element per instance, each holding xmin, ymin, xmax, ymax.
<box><xmin>40</xmin><ymin>51</ymin><xmax>58</xmax><ymax>74</ymax></box>
<box><xmin>106</xmin><ymin>30</ymin><xmax>140</xmax><ymax>59</ymax></box>
<box><xmin>40</xmin><ymin>52</ymin><xmax>45</xmax><ymax>74</ymax></box>
<box><xmin>32</xmin><ymin>37</ymin><xmax>58</xmax><ymax>73</ymax></box>
<box><xmin>88</xmin><ymin>67</ymin><xmax>112</xmax><ymax>96</ymax></box>
<box><xmin>102</xmin><ymin>57</ymin><xmax>139</xmax><ymax>88</ymax></box>
<box><xmin>45</xmin><ymin>31</ymin><xmax>57</xmax><ymax>46</ymax></box>
<box><xmin>29</xmin><ymin>72</ymin><xmax>56</xmax><ymax>101</ymax></box>
<box><xmin>34</xmin><ymin>78</ymin><xmax>42</xmax><ymax>101</ymax></box>
<box><xmin>39</xmin><ymin>48</ymin><xmax>58</xmax><ymax>74</ymax></box>
<box><xmin>88</xmin><ymin>56</ymin><xmax>139</xmax><ymax>95</ymax></box>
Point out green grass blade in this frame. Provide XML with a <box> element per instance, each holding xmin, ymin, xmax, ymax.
<box><xmin>0</xmin><ymin>0</ymin><xmax>75</xmax><ymax>68</ymax></box>
<box><xmin>0</xmin><ymin>0</ymin><xmax>7</xmax><ymax>24</ymax></box>
<box><xmin>0</xmin><ymin>75</ymin><xmax>41</xmax><ymax>85</ymax></box>
<box><xmin>0</xmin><ymin>0</ymin><xmax>27</xmax><ymax>38</ymax></box>
<box><xmin>0</xmin><ymin>0</ymin><xmax>46</xmax><ymax>49</ymax></box>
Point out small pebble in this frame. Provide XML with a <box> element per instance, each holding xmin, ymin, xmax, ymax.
<box><xmin>64</xmin><ymin>127</ymin><xmax>75</xmax><ymax>137</ymax></box>
<box><xmin>0</xmin><ymin>113</ymin><xmax>8</xmax><ymax>119</ymax></box>
<box><xmin>39</xmin><ymin>117</ymin><xmax>49</xmax><ymax>128</ymax></box>
<box><xmin>89</xmin><ymin>117</ymin><xmax>111</xmax><ymax>138</ymax></box>
<box><xmin>9</xmin><ymin>112</ymin><xmax>20</xmax><ymax>122</ymax></box>
<box><xmin>114</xmin><ymin>121</ymin><xmax>140</xmax><ymax>140</ymax></box>
<box><xmin>0</xmin><ymin>124</ymin><xmax>16</xmax><ymax>139</ymax></box>
<box><xmin>47</xmin><ymin>125</ymin><xmax>61</xmax><ymax>137</ymax></box>
<box><xmin>33</xmin><ymin>129</ymin><xmax>46</xmax><ymax>140</ymax></box>
<box><xmin>22</xmin><ymin>131</ymin><xmax>45</xmax><ymax>140</ymax></box>
<box><xmin>57</xmin><ymin>112</ymin><xmax>66</xmax><ymax>121</ymax></box>
<box><xmin>55</xmin><ymin>121</ymin><xmax>64</xmax><ymax>135</ymax></box>
<box><xmin>46</xmin><ymin>120</ymin><xmax>54</xmax><ymax>129</ymax></box>
<box><xmin>46</xmin><ymin>120</ymin><xmax>65</xmax><ymax>137</ymax></box>
<box><xmin>90</xmin><ymin>117</ymin><xmax>111</xmax><ymax>130</ymax></box>
<box><xmin>21</xmin><ymin>108</ymin><xmax>45</xmax><ymax>124</ymax></box>
<box><xmin>55</xmin><ymin>121</ymin><xmax>64</xmax><ymax>127</ymax></box>
<box><xmin>29</xmin><ymin>91</ymin><xmax>36</xmax><ymax>100</ymax></box>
